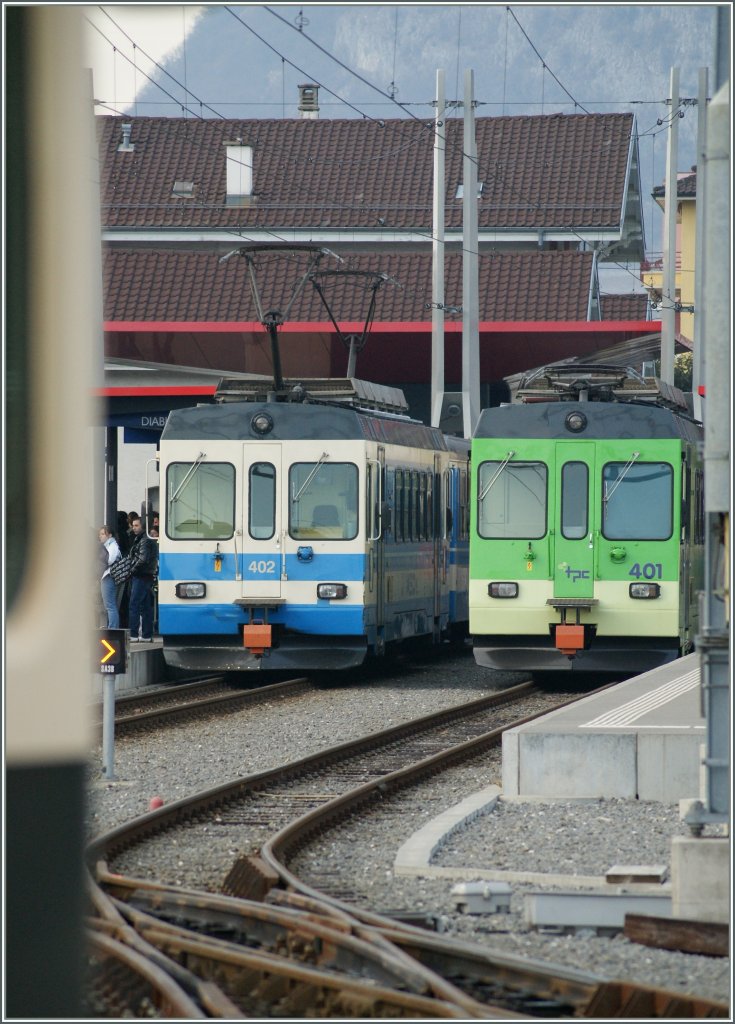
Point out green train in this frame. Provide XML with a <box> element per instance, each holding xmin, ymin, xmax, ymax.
<box><xmin>470</xmin><ymin>365</ymin><xmax>704</xmax><ymax>674</ymax></box>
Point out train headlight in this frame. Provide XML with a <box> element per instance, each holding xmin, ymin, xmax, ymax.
<box><xmin>488</xmin><ymin>582</ymin><xmax>518</xmax><ymax>598</ymax></box>
<box><xmin>176</xmin><ymin>582</ymin><xmax>207</xmax><ymax>599</ymax></box>
<box><xmin>629</xmin><ymin>583</ymin><xmax>660</xmax><ymax>599</ymax></box>
<box><xmin>251</xmin><ymin>411</ymin><xmax>274</xmax><ymax>435</ymax></box>
<box><xmin>317</xmin><ymin>583</ymin><xmax>348</xmax><ymax>600</ymax></box>
<box><xmin>565</xmin><ymin>411</ymin><xmax>587</xmax><ymax>433</ymax></box>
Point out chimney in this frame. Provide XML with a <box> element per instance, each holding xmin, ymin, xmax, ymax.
<box><xmin>298</xmin><ymin>83</ymin><xmax>319</xmax><ymax>119</ymax></box>
<box><xmin>117</xmin><ymin>123</ymin><xmax>134</xmax><ymax>152</ymax></box>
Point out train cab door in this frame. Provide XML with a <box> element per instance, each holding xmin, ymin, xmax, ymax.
<box><xmin>434</xmin><ymin>454</ymin><xmax>446</xmax><ymax>620</ymax></box>
<box><xmin>552</xmin><ymin>442</ymin><xmax>596</xmax><ymax>600</ymax></box>
<box><xmin>241</xmin><ymin>445</ymin><xmax>283</xmax><ymax>600</ymax></box>
<box><xmin>367</xmin><ymin>448</ymin><xmax>386</xmax><ymax>643</ymax></box>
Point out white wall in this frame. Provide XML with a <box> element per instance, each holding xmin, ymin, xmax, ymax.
<box><xmin>114</xmin><ymin>429</ymin><xmax>159</xmax><ymax>518</ymax></box>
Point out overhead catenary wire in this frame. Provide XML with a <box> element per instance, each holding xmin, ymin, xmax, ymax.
<box><xmin>91</xmin><ymin>7</ymin><xmax>668</xmax><ymax>298</ymax></box>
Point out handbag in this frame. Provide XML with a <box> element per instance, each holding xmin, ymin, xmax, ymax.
<box><xmin>109</xmin><ymin>552</ymin><xmax>136</xmax><ymax>585</ymax></box>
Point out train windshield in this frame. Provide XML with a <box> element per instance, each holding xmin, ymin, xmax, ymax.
<box><xmin>289</xmin><ymin>462</ymin><xmax>358</xmax><ymax>539</ymax></box>
<box><xmin>167</xmin><ymin>461</ymin><xmax>235</xmax><ymax>539</ymax></box>
<box><xmin>477</xmin><ymin>460</ymin><xmax>547</xmax><ymax>538</ymax></box>
<box><xmin>602</xmin><ymin>462</ymin><xmax>673</xmax><ymax>539</ymax></box>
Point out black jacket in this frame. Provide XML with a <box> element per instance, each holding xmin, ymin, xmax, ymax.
<box><xmin>129</xmin><ymin>532</ymin><xmax>158</xmax><ymax>578</ymax></box>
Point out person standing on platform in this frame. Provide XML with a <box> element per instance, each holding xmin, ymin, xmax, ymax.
<box><xmin>127</xmin><ymin>516</ymin><xmax>158</xmax><ymax>642</ymax></box>
<box><xmin>98</xmin><ymin>525</ymin><xmax>121</xmax><ymax>629</ymax></box>
<box><xmin>115</xmin><ymin>510</ymin><xmax>132</xmax><ymax>627</ymax></box>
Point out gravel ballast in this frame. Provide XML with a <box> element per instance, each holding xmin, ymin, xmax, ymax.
<box><xmin>87</xmin><ymin>650</ymin><xmax>731</xmax><ymax>1007</ymax></box>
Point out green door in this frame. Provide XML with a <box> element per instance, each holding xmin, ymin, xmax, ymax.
<box><xmin>552</xmin><ymin>443</ymin><xmax>595</xmax><ymax>599</ymax></box>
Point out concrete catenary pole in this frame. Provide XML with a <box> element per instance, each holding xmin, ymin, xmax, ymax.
<box><xmin>660</xmin><ymin>67</ymin><xmax>679</xmax><ymax>385</ymax></box>
<box><xmin>431</xmin><ymin>69</ymin><xmax>447</xmax><ymax>428</ymax></box>
<box><xmin>461</xmin><ymin>68</ymin><xmax>480</xmax><ymax>438</ymax></box>
<box><xmin>696</xmin><ymin>78</ymin><xmax>730</xmax><ymax>826</ymax></box>
<box><xmin>691</xmin><ymin>68</ymin><xmax>708</xmax><ymax>424</ymax></box>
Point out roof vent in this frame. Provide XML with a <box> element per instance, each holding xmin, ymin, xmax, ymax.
<box><xmin>118</xmin><ymin>123</ymin><xmax>134</xmax><ymax>152</ymax></box>
<box><xmin>298</xmin><ymin>83</ymin><xmax>319</xmax><ymax>119</ymax></box>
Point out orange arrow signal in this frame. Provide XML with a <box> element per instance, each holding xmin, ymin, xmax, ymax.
<box><xmin>100</xmin><ymin>638</ymin><xmax>116</xmax><ymax>664</ymax></box>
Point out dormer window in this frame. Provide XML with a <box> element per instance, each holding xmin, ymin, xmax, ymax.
<box><xmin>225</xmin><ymin>141</ymin><xmax>253</xmax><ymax>205</ymax></box>
<box><xmin>455</xmin><ymin>182</ymin><xmax>485</xmax><ymax>199</ymax></box>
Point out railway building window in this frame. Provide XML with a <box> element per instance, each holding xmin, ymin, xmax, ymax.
<box><xmin>249</xmin><ymin>462</ymin><xmax>275</xmax><ymax>539</ymax></box>
<box><xmin>602</xmin><ymin>462</ymin><xmax>673</xmax><ymax>540</ymax></box>
<box><xmin>289</xmin><ymin>461</ymin><xmax>358</xmax><ymax>540</ymax></box>
<box><xmin>167</xmin><ymin>462</ymin><xmax>235</xmax><ymax>539</ymax></box>
<box><xmin>477</xmin><ymin>461</ymin><xmax>547</xmax><ymax>539</ymax></box>
<box><xmin>561</xmin><ymin>462</ymin><xmax>588</xmax><ymax>539</ymax></box>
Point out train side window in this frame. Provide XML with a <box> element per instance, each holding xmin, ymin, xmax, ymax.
<box><xmin>410</xmin><ymin>471</ymin><xmax>418</xmax><ymax>541</ymax></box>
<box><xmin>561</xmin><ymin>462</ymin><xmax>588</xmax><ymax>539</ymax></box>
<box><xmin>395</xmin><ymin>469</ymin><xmax>403</xmax><ymax>542</ymax></box>
<box><xmin>249</xmin><ymin>462</ymin><xmax>275</xmax><ymax>540</ymax></box>
<box><xmin>167</xmin><ymin>462</ymin><xmax>235</xmax><ymax>539</ymax></box>
<box><xmin>405</xmin><ymin>468</ymin><xmax>411</xmax><ymax>540</ymax></box>
<box><xmin>602</xmin><ymin>462</ymin><xmax>673</xmax><ymax>540</ymax></box>
<box><xmin>418</xmin><ymin>473</ymin><xmax>427</xmax><ymax>540</ymax></box>
<box><xmin>460</xmin><ymin>469</ymin><xmax>469</xmax><ymax>540</ymax></box>
<box><xmin>477</xmin><ymin>460</ymin><xmax>547</xmax><ymax>539</ymax></box>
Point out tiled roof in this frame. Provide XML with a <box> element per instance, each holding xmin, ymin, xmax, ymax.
<box><xmin>103</xmin><ymin>249</ymin><xmax>595</xmax><ymax>323</ymax></box>
<box><xmin>98</xmin><ymin>113</ymin><xmax>634</xmax><ymax>232</ymax></box>
<box><xmin>600</xmin><ymin>293</ymin><xmax>649</xmax><ymax>320</ymax></box>
<box><xmin>652</xmin><ymin>170</ymin><xmax>696</xmax><ymax>199</ymax></box>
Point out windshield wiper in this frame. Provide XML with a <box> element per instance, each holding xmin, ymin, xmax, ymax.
<box><xmin>604</xmin><ymin>452</ymin><xmax>640</xmax><ymax>505</ymax></box>
<box><xmin>170</xmin><ymin>452</ymin><xmax>206</xmax><ymax>505</ymax></box>
<box><xmin>293</xmin><ymin>452</ymin><xmax>329</xmax><ymax>501</ymax></box>
<box><xmin>479</xmin><ymin>451</ymin><xmax>515</xmax><ymax>501</ymax></box>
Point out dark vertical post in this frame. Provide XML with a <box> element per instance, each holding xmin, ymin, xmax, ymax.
<box><xmin>104</xmin><ymin>425</ymin><xmax>118</xmax><ymax>528</ymax></box>
<box><xmin>264</xmin><ymin>313</ymin><xmax>285</xmax><ymax>391</ymax></box>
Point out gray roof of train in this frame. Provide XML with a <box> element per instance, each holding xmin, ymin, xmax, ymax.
<box><xmin>473</xmin><ymin>402</ymin><xmax>702</xmax><ymax>443</ymax></box>
<box><xmin>161</xmin><ymin>400</ymin><xmax>469</xmax><ymax>452</ymax></box>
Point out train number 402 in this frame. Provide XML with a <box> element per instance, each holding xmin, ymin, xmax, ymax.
<box><xmin>628</xmin><ymin>562</ymin><xmax>663</xmax><ymax>579</ymax></box>
<box><xmin>248</xmin><ymin>559</ymin><xmax>276</xmax><ymax>574</ymax></box>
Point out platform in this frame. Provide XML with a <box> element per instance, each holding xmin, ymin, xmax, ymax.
<box><xmin>503</xmin><ymin>654</ymin><xmax>706</xmax><ymax>803</ymax></box>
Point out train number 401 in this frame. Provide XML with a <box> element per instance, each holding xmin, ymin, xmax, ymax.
<box><xmin>628</xmin><ymin>562</ymin><xmax>663</xmax><ymax>579</ymax></box>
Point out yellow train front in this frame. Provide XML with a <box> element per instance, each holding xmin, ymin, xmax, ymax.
<box><xmin>469</xmin><ymin>366</ymin><xmax>704</xmax><ymax>675</ymax></box>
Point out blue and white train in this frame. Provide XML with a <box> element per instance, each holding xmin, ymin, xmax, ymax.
<box><xmin>155</xmin><ymin>378</ymin><xmax>470</xmax><ymax>672</ymax></box>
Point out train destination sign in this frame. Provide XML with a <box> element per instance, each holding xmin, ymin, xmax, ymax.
<box><xmin>99</xmin><ymin>629</ymin><xmax>127</xmax><ymax>674</ymax></box>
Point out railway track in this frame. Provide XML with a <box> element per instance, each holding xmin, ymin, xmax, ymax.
<box><xmin>86</xmin><ymin>680</ymin><xmax>729</xmax><ymax>1018</ymax></box>
<box><xmin>94</xmin><ymin>675</ymin><xmax>313</xmax><ymax>735</ymax></box>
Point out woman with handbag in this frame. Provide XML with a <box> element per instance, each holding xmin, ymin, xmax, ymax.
<box><xmin>98</xmin><ymin>525</ymin><xmax>121</xmax><ymax>629</ymax></box>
